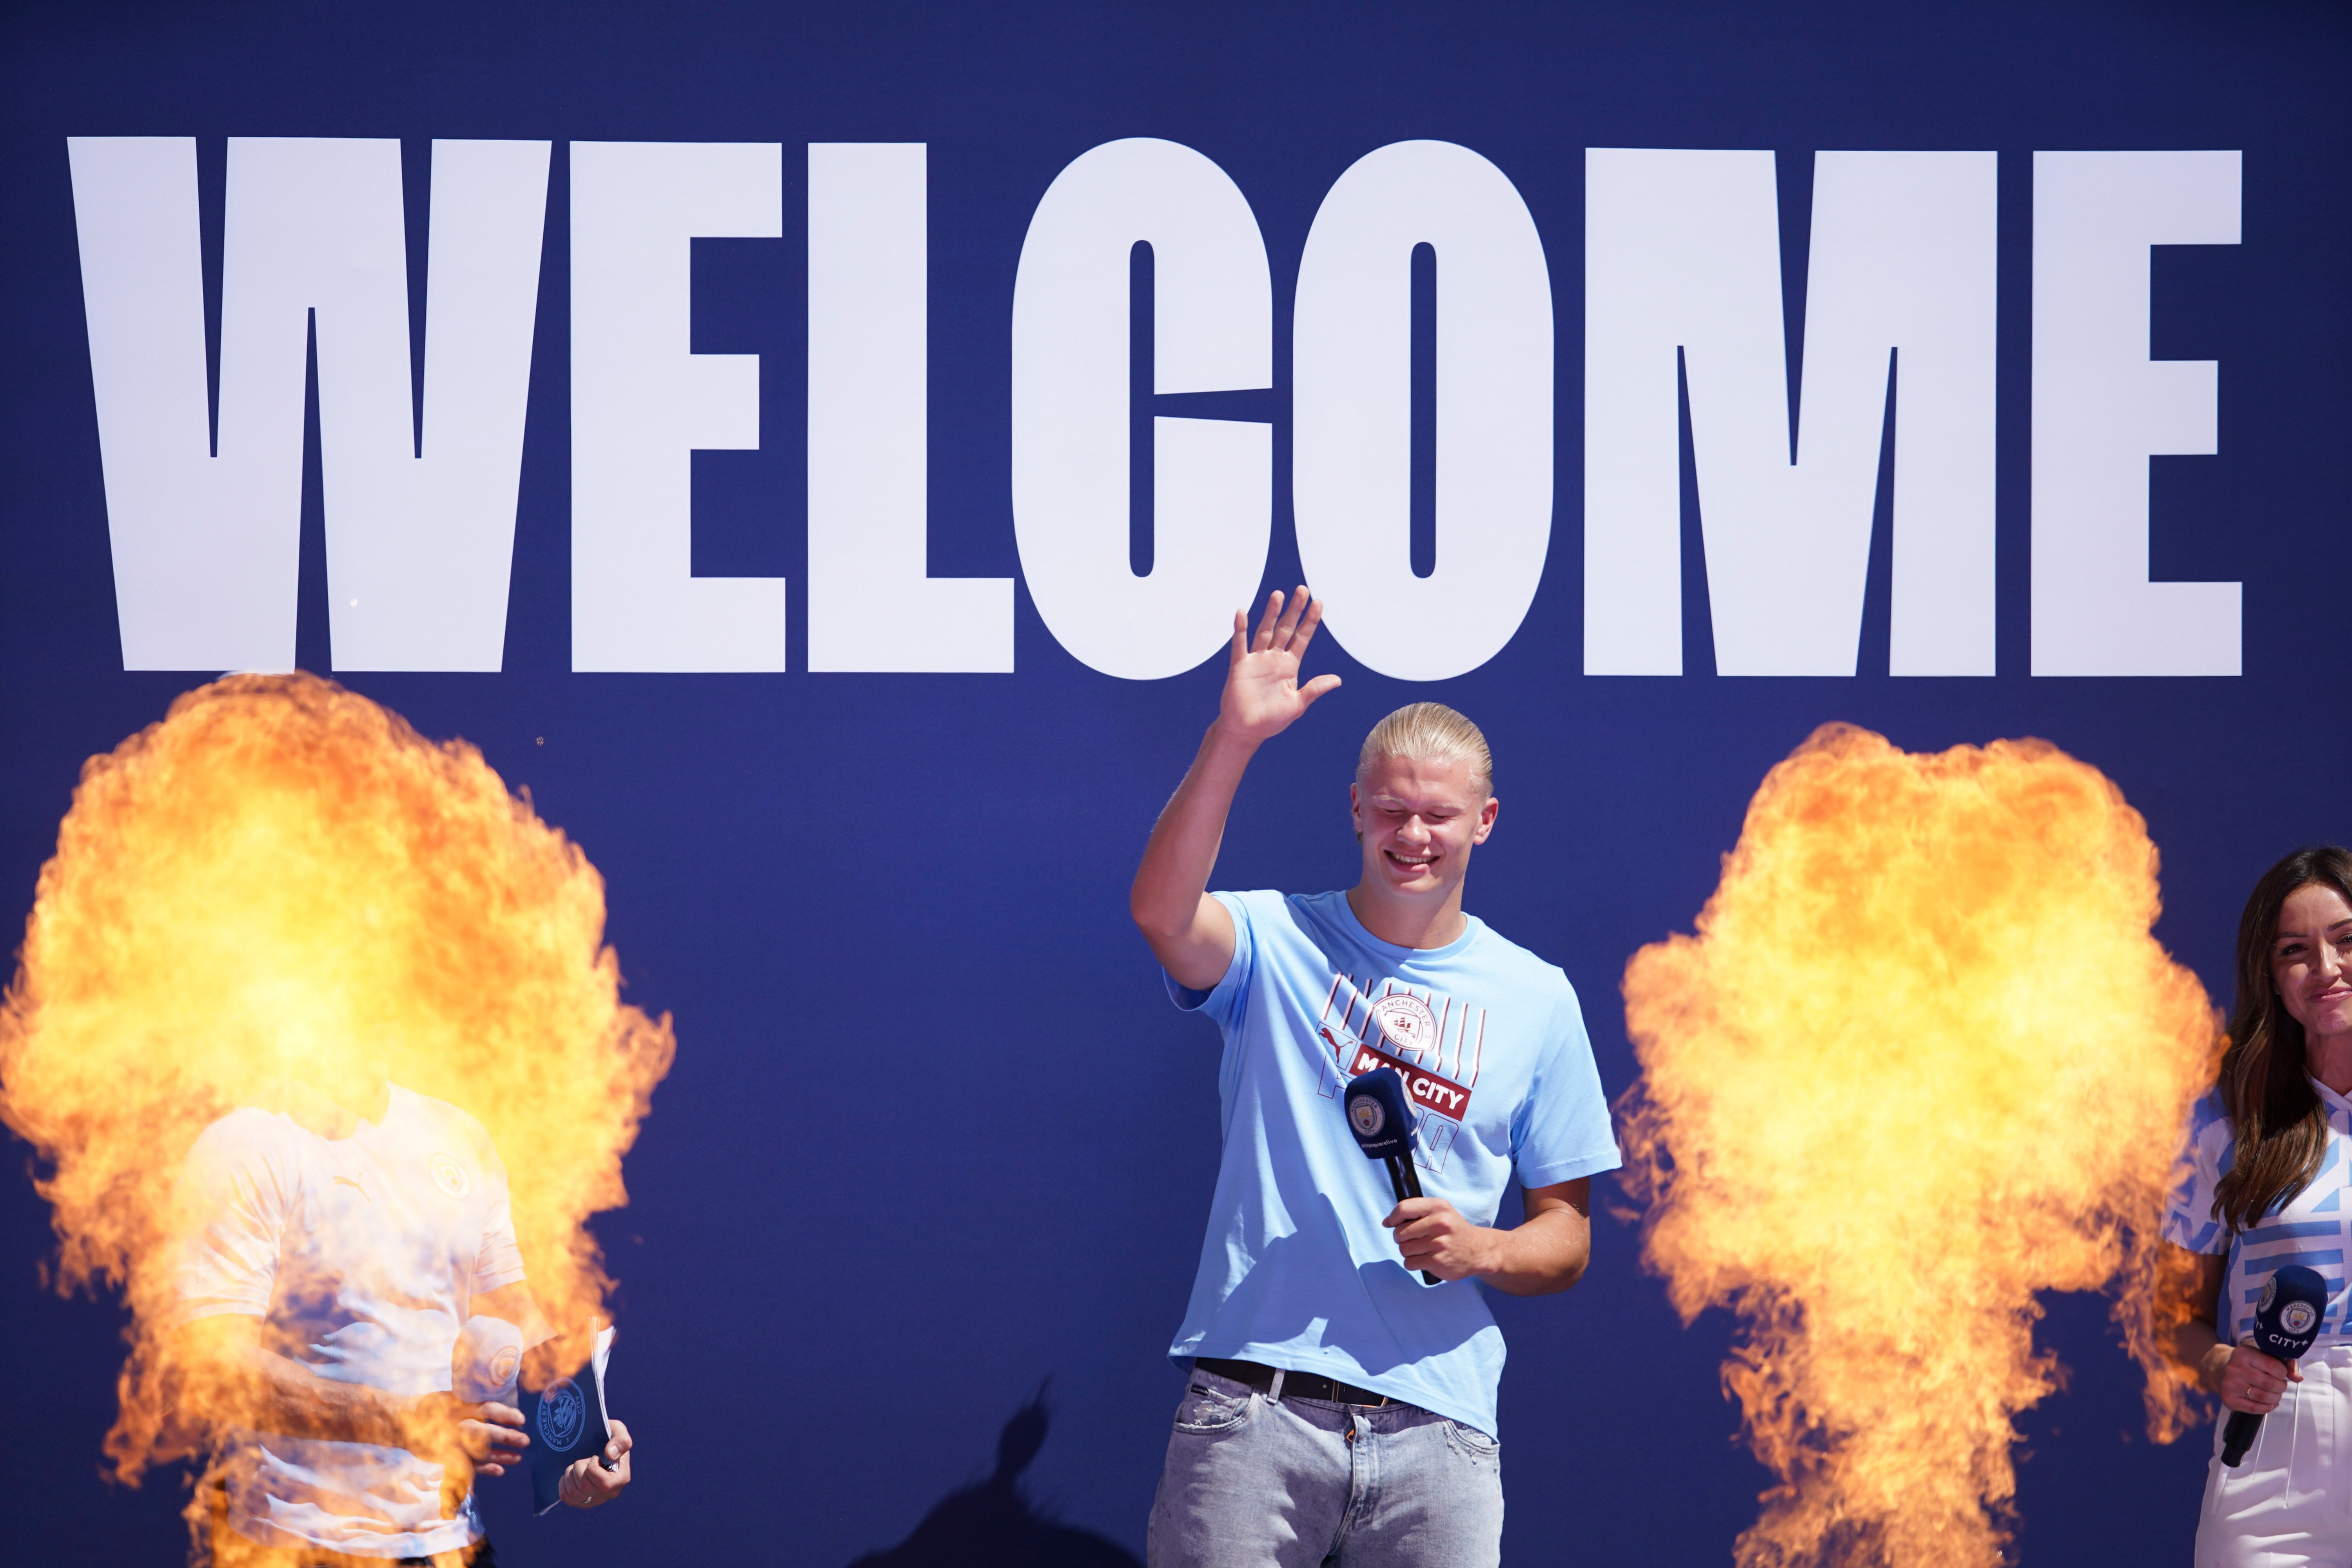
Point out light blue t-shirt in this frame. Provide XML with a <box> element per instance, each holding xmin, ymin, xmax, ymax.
<box><xmin>1165</xmin><ymin>889</ymin><xmax>1622</xmax><ymax>1436</ymax></box>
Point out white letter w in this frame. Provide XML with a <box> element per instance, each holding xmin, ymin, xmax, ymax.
<box><xmin>68</xmin><ymin>137</ymin><xmax>548</xmax><ymax>671</ymax></box>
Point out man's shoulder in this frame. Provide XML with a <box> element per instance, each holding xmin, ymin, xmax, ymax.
<box><xmin>1455</xmin><ymin>918</ymin><xmax>1577</xmax><ymax>998</ymax></box>
<box><xmin>178</xmin><ymin>1107</ymin><xmax>309</xmax><ymax>1199</ymax></box>
<box><xmin>1207</xmin><ymin>887</ymin><xmax>1338</xmax><ymax>942</ymax></box>
<box><xmin>390</xmin><ymin>1083</ymin><xmax>480</xmax><ymax>1128</ymax></box>
<box><xmin>1214</xmin><ymin>887</ymin><xmax>1317</xmax><ymax>914</ymax></box>
<box><xmin>189</xmin><ymin>1105</ymin><xmax>299</xmax><ymax>1160</ymax></box>
<box><xmin>391</xmin><ymin>1085</ymin><xmax>499</xmax><ymax>1159</ymax></box>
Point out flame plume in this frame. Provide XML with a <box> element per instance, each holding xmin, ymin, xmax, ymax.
<box><xmin>0</xmin><ymin>674</ymin><xmax>674</xmax><ymax>1482</ymax></box>
<box><xmin>1619</xmin><ymin>724</ymin><xmax>2214</xmax><ymax>1568</ymax></box>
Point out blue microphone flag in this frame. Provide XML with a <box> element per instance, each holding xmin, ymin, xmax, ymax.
<box><xmin>1344</xmin><ymin>1067</ymin><xmax>1418</xmax><ymax>1160</ymax></box>
<box><xmin>2251</xmin><ymin>1266</ymin><xmax>2329</xmax><ymax>1362</ymax></box>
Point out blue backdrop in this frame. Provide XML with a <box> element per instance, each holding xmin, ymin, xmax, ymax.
<box><xmin>4</xmin><ymin>1</ymin><xmax>2347</xmax><ymax>1561</ymax></box>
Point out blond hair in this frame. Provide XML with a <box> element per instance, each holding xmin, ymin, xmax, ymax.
<box><xmin>1357</xmin><ymin>702</ymin><xmax>1494</xmax><ymax>797</ymax></box>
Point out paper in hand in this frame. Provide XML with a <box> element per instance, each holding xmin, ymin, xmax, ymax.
<box><xmin>519</xmin><ymin>1325</ymin><xmax>617</xmax><ymax>1515</ymax></box>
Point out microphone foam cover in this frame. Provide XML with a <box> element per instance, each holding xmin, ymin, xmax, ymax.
<box><xmin>1343</xmin><ymin>1067</ymin><xmax>1417</xmax><ymax>1160</ymax></box>
<box><xmin>2251</xmin><ymin>1264</ymin><xmax>2332</xmax><ymax>1362</ymax></box>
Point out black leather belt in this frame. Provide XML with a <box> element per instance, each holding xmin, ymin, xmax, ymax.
<box><xmin>1194</xmin><ymin>1356</ymin><xmax>1400</xmax><ymax>1408</ymax></box>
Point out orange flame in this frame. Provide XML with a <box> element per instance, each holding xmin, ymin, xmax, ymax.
<box><xmin>0</xmin><ymin>673</ymin><xmax>673</xmax><ymax>1482</ymax></box>
<box><xmin>1619</xmin><ymin>723</ymin><xmax>2215</xmax><ymax>1568</ymax></box>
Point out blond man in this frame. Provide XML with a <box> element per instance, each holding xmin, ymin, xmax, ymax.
<box><xmin>1131</xmin><ymin>588</ymin><xmax>1621</xmax><ymax>1568</ymax></box>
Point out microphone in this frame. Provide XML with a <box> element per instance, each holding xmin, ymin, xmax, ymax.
<box><xmin>2222</xmin><ymin>1264</ymin><xmax>2329</xmax><ymax>1467</ymax></box>
<box><xmin>1343</xmin><ymin>1068</ymin><xmax>1439</xmax><ymax>1285</ymax></box>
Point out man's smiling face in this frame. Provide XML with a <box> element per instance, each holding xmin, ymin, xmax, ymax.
<box><xmin>1350</xmin><ymin>752</ymin><xmax>1497</xmax><ymax>906</ymax></box>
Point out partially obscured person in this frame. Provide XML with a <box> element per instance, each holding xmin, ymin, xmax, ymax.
<box><xmin>171</xmin><ymin>1054</ymin><xmax>633</xmax><ymax>1567</ymax></box>
<box><xmin>2164</xmin><ymin>845</ymin><xmax>2352</xmax><ymax>1567</ymax></box>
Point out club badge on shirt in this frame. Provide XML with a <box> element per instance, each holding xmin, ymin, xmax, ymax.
<box><xmin>1311</xmin><ymin>976</ymin><xmax>1486</xmax><ymax>1173</ymax></box>
<box><xmin>427</xmin><ymin>1153</ymin><xmax>472</xmax><ymax>1200</ymax></box>
<box><xmin>1369</xmin><ymin>993</ymin><xmax>1439</xmax><ymax>1056</ymax></box>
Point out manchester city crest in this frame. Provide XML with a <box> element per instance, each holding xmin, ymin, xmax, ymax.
<box><xmin>538</xmin><ymin>1376</ymin><xmax>586</xmax><ymax>1451</ymax></box>
<box><xmin>1370</xmin><ymin>993</ymin><xmax>1439</xmax><ymax>1058</ymax></box>
<box><xmin>2283</xmin><ymin>1300</ymin><xmax>2319</xmax><ymax>1336</ymax></box>
<box><xmin>428</xmin><ymin>1153</ymin><xmax>471</xmax><ymax>1200</ymax></box>
<box><xmin>1348</xmin><ymin>1096</ymin><xmax>1386</xmax><ymax>1137</ymax></box>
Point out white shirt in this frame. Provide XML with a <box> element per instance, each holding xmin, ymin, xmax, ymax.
<box><xmin>174</xmin><ymin>1085</ymin><xmax>526</xmax><ymax>1559</ymax></box>
<box><xmin>2165</xmin><ymin>1078</ymin><xmax>2352</xmax><ymax>1346</ymax></box>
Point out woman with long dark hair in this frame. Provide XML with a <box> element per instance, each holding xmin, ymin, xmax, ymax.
<box><xmin>2165</xmin><ymin>845</ymin><xmax>2352</xmax><ymax>1566</ymax></box>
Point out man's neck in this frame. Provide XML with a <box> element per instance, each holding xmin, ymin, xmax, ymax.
<box><xmin>1346</xmin><ymin>883</ymin><xmax>1470</xmax><ymax>950</ymax></box>
<box><xmin>276</xmin><ymin>1078</ymin><xmax>392</xmax><ymax>1140</ymax></box>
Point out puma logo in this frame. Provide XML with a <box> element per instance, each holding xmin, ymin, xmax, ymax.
<box><xmin>333</xmin><ymin>1176</ymin><xmax>370</xmax><ymax>1201</ymax></box>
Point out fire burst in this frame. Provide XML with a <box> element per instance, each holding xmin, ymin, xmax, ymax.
<box><xmin>0</xmin><ymin>674</ymin><xmax>673</xmax><ymax>1483</ymax></box>
<box><xmin>1620</xmin><ymin>724</ymin><xmax>2214</xmax><ymax>1568</ymax></box>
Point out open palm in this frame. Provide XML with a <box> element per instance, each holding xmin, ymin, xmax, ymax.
<box><xmin>1218</xmin><ymin>586</ymin><xmax>1342</xmax><ymax>742</ymax></box>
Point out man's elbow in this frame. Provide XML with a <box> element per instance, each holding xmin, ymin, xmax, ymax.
<box><xmin>1479</xmin><ymin>1245</ymin><xmax>1589</xmax><ymax>1298</ymax></box>
<box><xmin>170</xmin><ymin>1314</ymin><xmax>245</xmax><ymax>1368</ymax></box>
<box><xmin>1543</xmin><ymin>1252</ymin><xmax>1591</xmax><ymax>1295</ymax></box>
<box><xmin>1520</xmin><ymin>1236</ymin><xmax>1593</xmax><ymax>1298</ymax></box>
<box><xmin>1131</xmin><ymin>887</ymin><xmax>1201</xmax><ymax>958</ymax></box>
<box><xmin>162</xmin><ymin>1316</ymin><xmax>259</xmax><ymax>1431</ymax></box>
<box><xmin>1129</xmin><ymin>882</ymin><xmax>1169</xmax><ymax>941</ymax></box>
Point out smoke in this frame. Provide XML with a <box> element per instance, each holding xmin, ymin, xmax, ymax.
<box><xmin>0</xmin><ymin>673</ymin><xmax>674</xmax><ymax>1481</ymax></box>
<box><xmin>1619</xmin><ymin>724</ymin><xmax>2215</xmax><ymax>1568</ymax></box>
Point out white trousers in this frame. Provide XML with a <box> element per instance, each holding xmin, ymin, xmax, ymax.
<box><xmin>2198</xmin><ymin>1343</ymin><xmax>2352</xmax><ymax>1567</ymax></box>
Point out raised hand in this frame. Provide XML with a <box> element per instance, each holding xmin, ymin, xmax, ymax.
<box><xmin>1215</xmin><ymin>587</ymin><xmax>1342</xmax><ymax>745</ymax></box>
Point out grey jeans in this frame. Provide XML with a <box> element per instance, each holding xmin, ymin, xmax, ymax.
<box><xmin>1146</xmin><ymin>1367</ymin><xmax>1503</xmax><ymax>1568</ymax></box>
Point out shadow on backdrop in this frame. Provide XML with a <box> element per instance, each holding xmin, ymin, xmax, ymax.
<box><xmin>848</xmin><ymin>1387</ymin><xmax>1141</xmax><ymax>1568</ymax></box>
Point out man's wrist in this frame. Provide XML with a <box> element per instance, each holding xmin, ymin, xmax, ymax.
<box><xmin>1205</xmin><ymin>717</ymin><xmax>1265</xmax><ymax>754</ymax></box>
<box><xmin>374</xmin><ymin>1389</ymin><xmax>422</xmax><ymax>1450</ymax></box>
<box><xmin>392</xmin><ymin>1388</ymin><xmax>467</xmax><ymax>1453</ymax></box>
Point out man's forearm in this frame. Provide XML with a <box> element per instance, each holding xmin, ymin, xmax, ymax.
<box><xmin>1472</xmin><ymin>1207</ymin><xmax>1591</xmax><ymax>1298</ymax></box>
<box><xmin>232</xmin><ymin>1342</ymin><xmax>407</xmax><ymax>1444</ymax></box>
<box><xmin>176</xmin><ymin>1324</ymin><xmax>405</xmax><ymax>1446</ymax></box>
<box><xmin>1131</xmin><ymin>723</ymin><xmax>1258</xmax><ymax>940</ymax></box>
